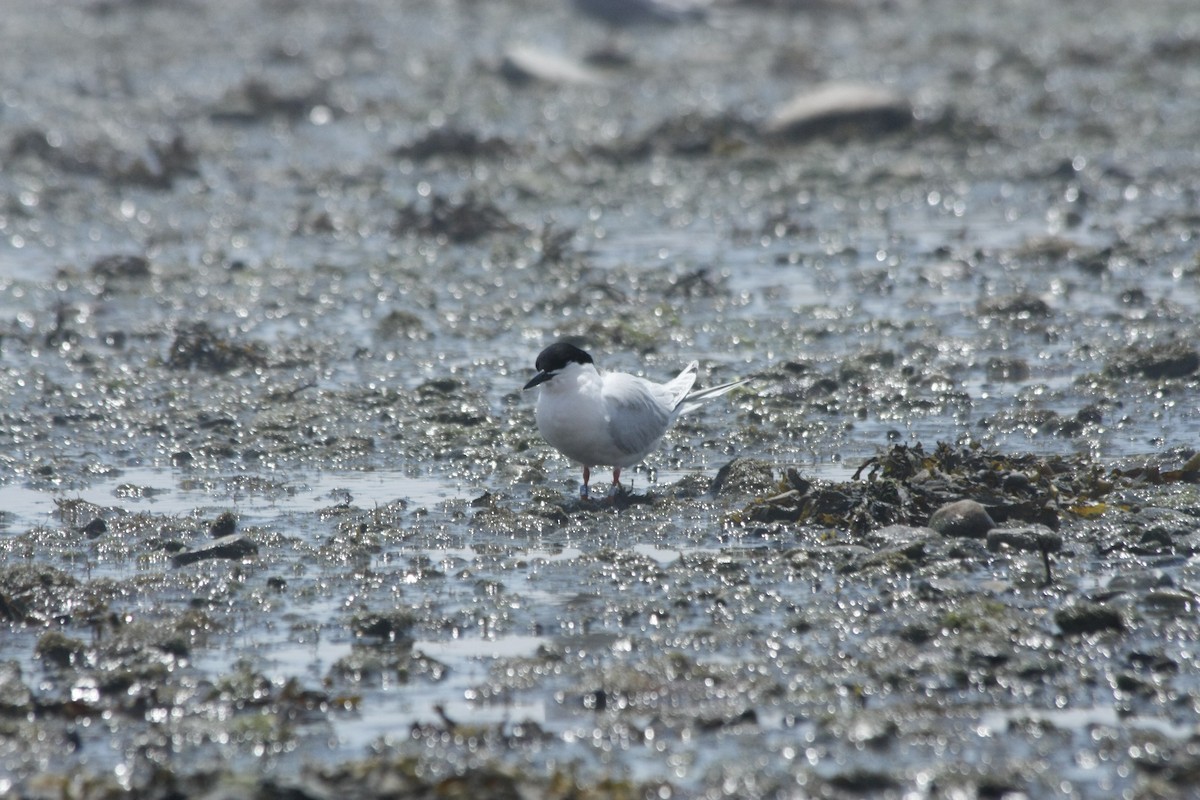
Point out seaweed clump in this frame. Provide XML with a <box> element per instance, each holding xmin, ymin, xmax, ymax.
<box><xmin>393</xmin><ymin>192</ymin><xmax>521</xmax><ymax>243</ymax></box>
<box><xmin>167</xmin><ymin>322</ymin><xmax>268</xmax><ymax>373</ymax></box>
<box><xmin>735</xmin><ymin>442</ymin><xmax>1200</xmax><ymax>534</ymax></box>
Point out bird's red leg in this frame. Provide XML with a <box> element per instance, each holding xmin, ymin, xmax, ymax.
<box><xmin>612</xmin><ymin>467</ymin><xmax>622</xmax><ymax>487</ymax></box>
<box><xmin>581</xmin><ymin>465</ymin><xmax>591</xmax><ymax>499</ymax></box>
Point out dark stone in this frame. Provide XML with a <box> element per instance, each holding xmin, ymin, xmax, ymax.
<box><xmin>928</xmin><ymin>499</ymin><xmax>995</xmax><ymax>538</ymax></box>
<box><xmin>1001</xmin><ymin>472</ymin><xmax>1033</xmax><ymax>493</ymax></box>
<box><xmin>209</xmin><ymin>512</ymin><xmax>237</xmax><ymax>538</ymax></box>
<box><xmin>83</xmin><ymin>517</ymin><xmax>107</xmax><ymax>538</ymax></box>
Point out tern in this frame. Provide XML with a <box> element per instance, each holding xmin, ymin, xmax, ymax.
<box><xmin>523</xmin><ymin>342</ymin><xmax>749</xmax><ymax>498</ymax></box>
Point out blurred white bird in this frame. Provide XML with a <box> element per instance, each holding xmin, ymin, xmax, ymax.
<box><xmin>523</xmin><ymin>342</ymin><xmax>749</xmax><ymax>498</ymax></box>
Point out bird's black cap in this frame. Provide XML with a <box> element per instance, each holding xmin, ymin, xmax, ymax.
<box><xmin>524</xmin><ymin>342</ymin><xmax>593</xmax><ymax>389</ymax></box>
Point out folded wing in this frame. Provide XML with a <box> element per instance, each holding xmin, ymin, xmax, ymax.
<box><xmin>603</xmin><ymin>374</ymin><xmax>673</xmax><ymax>457</ymax></box>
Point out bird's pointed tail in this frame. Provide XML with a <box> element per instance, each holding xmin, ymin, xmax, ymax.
<box><xmin>674</xmin><ymin>375</ymin><xmax>752</xmax><ymax>415</ymax></box>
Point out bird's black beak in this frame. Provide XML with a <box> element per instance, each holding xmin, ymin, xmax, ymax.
<box><xmin>523</xmin><ymin>370</ymin><xmax>553</xmax><ymax>390</ymax></box>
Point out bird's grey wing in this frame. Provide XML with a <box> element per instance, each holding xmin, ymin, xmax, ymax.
<box><xmin>603</xmin><ymin>375</ymin><xmax>671</xmax><ymax>455</ymax></box>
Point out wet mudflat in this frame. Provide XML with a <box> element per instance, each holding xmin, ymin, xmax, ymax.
<box><xmin>2</xmin><ymin>0</ymin><xmax>1200</xmax><ymax>797</ymax></box>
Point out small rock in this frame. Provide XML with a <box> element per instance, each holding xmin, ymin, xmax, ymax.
<box><xmin>1055</xmin><ymin>602</ymin><xmax>1125</xmax><ymax>635</ymax></box>
<box><xmin>83</xmin><ymin>517</ymin><xmax>108</xmax><ymax>539</ymax></box>
<box><xmin>929</xmin><ymin>499</ymin><xmax>995</xmax><ymax>539</ymax></box>
<box><xmin>208</xmin><ymin>512</ymin><xmax>237</xmax><ymax>538</ymax></box>
<box><xmin>171</xmin><ymin>534</ymin><xmax>258</xmax><ymax>567</ymax></box>
<box><xmin>1001</xmin><ymin>471</ymin><xmax>1033</xmax><ymax>493</ymax></box>
<box><xmin>763</xmin><ymin>82</ymin><xmax>912</xmax><ymax>140</ymax></box>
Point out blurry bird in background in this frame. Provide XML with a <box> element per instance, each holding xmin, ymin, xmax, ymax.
<box><xmin>569</xmin><ymin>0</ymin><xmax>710</xmax><ymax>64</ymax></box>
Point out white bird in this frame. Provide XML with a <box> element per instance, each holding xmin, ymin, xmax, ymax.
<box><xmin>523</xmin><ymin>342</ymin><xmax>749</xmax><ymax>498</ymax></box>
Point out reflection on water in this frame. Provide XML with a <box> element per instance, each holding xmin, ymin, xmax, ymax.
<box><xmin>0</xmin><ymin>468</ymin><xmax>475</xmax><ymax>531</ymax></box>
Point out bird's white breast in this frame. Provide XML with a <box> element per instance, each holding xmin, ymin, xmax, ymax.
<box><xmin>534</xmin><ymin>366</ymin><xmax>663</xmax><ymax>468</ymax></box>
